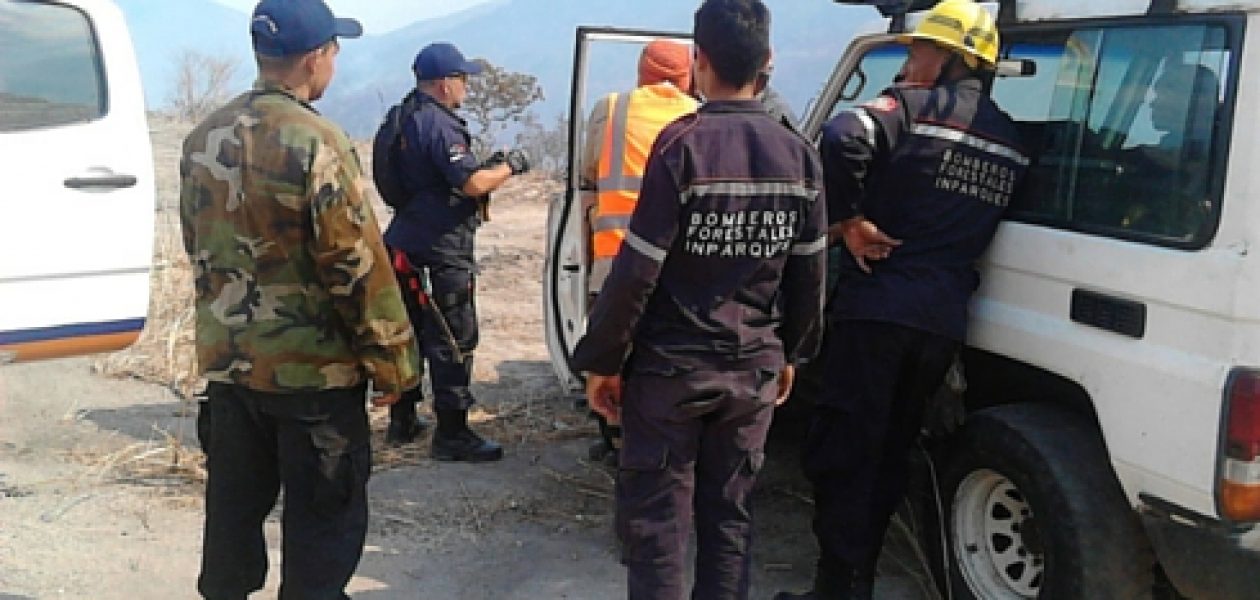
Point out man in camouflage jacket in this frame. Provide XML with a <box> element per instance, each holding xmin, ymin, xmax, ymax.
<box><xmin>178</xmin><ymin>1</ymin><xmax>420</xmax><ymax>597</ymax></box>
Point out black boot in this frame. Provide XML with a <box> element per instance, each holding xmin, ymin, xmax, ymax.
<box><xmin>850</xmin><ymin>576</ymin><xmax>874</xmax><ymax>600</ymax></box>
<box><xmin>773</xmin><ymin>564</ymin><xmax>873</xmax><ymax>600</ymax></box>
<box><xmin>773</xmin><ymin>574</ymin><xmax>841</xmax><ymax>599</ymax></box>
<box><xmin>386</xmin><ymin>401</ymin><xmax>428</xmax><ymax>446</ymax></box>
<box><xmin>431</xmin><ymin>409</ymin><xmax>503</xmax><ymax>462</ymax></box>
<box><xmin>772</xmin><ymin>592</ymin><xmax>818</xmax><ymax>600</ymax></box>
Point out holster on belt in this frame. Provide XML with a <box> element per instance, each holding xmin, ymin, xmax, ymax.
<box><xmin>391</xmin><ymin>249</ymin><xmax>465</xmax><ymax>363</ymax></box>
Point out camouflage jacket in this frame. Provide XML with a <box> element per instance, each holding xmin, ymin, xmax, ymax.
<box><xmin>180</xmin><ymin>79</ymin><xmax>421</xmax><ymax>395</ymax></box>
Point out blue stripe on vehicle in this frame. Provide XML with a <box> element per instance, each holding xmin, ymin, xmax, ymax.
<box><xmin>0</xmin><ymin>318</ymin><xmax>146</xmax><ymax>346</ymax></box>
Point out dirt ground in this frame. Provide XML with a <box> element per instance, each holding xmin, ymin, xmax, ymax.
<box><xmin>0</xmin><ymin>118</ymin><xmax>936</xmax><ymax>599</ymax></box>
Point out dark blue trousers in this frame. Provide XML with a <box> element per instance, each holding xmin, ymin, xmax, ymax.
<box><xmin>805</xmin><ymin>320</ymin><xmax>957</xmax><ymax>575</ymax></box>
<box><xmin>616</xmin><ymin>367</ymin><xmax>778</xmax><ymax>600</ymax></box>
<box><xmin>396</xmin><ymin>256</ymin><xmax>478</xmax><ymax>412</ymax></box>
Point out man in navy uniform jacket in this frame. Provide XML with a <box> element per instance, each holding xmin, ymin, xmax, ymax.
<box><xmin>572</xmin><ymin>1</ymin><xmax>827</xmax><ymax>597</ymax></box>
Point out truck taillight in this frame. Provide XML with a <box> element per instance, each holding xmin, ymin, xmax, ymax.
<box><xmin>1220</xmin><ymin>369</ymin><xmax>1260</xmax><ymax>522</ymax></box>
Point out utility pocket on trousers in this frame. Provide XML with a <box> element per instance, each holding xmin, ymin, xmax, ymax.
<box><xmin>310</xmin><ymin>423</ymin><xmax>370</xmax><ymax>517</ymax></box>
<box><xmin>615</xmin><ymin>438</ymin><xmax>676</xmax><ymax>566</ymax></box>
<box><xmin>744</xmin><ymin>449</ymin><xmax>765</xmax><ymax>477</ymax></box>
<box><xmin>618</xmin><ymin>435</ymin><xmax>669</xmax><ymax>472</ymax></box>
<box><xmin>626</xmin><ymin>363</ymin><xmax>695</xmax><ymax>378</ymax></box>
<box><xmin>718</xmin><ymin>448</ymin><xmax>766</xmax><ymax>501</ymax></box>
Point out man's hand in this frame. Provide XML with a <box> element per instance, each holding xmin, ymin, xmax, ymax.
<box><xmin>505</xmin><ymin>149</ymin><xmax>531</xmax><ymax>175</ymax></box>
<box><xmin>829</xmin><ymin>216</ymin><xmax>901</xmax><ymax>273</ymax></box>
<box><xmin>371</xmin><ymin>392</ymin><xmax>401</xmax><ymax>408</ymax></box>
<box><xmin>774</xmin><ymin>364</ymin><xmax>795</xmax><ymax>406</ymax></box>
<box><xmin>586</xmin><ymin>373</ymin><xmax>623</xmax><ymax>423</ymax></box>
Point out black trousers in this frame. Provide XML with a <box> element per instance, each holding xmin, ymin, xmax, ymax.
<box><xmin>805</xmin><ymin>320</ymin><xmax>957</xmax><ymax>574</ymax></box>
<box><xmin>196</xmin><ymin>383</ymin><xmax>371</xmax><ymax>600</ymax></box>
<box><xmin>399</xmin><ymin>256</ymin><xmax>479</xmax><ymax>412</ymax></box>
<box><xmin>616</xmin><ymin>366</ymin><xmax>778</xmax><ymax>600</ymax></box>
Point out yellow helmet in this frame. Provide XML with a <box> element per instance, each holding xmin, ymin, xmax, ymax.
<box><xmin>899</xmin><ymin>0</ymin><xmax>1000</xmax><ymax>70</ymax></box>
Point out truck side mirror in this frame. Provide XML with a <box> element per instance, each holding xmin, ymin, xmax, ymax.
<box><xmin>996</xmin><ymin>58</ymin><xmax>1037</xmax><ymax>78</ymax></box>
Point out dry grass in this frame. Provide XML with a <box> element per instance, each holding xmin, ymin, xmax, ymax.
<box><xmin>63</xmin><ymin>421</ymin><xmax>207</xmax><ymax>508</ymax></box>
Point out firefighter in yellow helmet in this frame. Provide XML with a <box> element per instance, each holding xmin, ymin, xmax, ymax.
<box><xmin>777</xmin><ymin>2</ymin><xmax>1028</xmax><ymax>599</ymax></box>
<box><xmin>899</xmin><ymin>0</ymin><xmax>999</xmax><ymax>72</ymax></box>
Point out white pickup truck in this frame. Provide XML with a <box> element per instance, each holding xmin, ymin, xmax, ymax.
<box><xmin>545</xmin><ymin>1</ymin><xmax>1260</xmax><ymax>598</ymax></box>
<box><xmin>0</xmin><ymin>0</ymin><xmax>154</xmax><ymax>363</ymax></box>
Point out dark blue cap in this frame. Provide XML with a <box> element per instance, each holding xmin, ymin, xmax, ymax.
<box><xmin>412</xmin><ymin>42</ymin><xmax>484</xmax><ymax>80</ymax></box>
<box><xmin>251</xmin><ymin>0</ymin><xmax>362</xmax><ymax>57</ymax></box>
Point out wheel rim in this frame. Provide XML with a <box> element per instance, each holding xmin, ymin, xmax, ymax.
<box><xmin>952</xmin><ymin>469</ymin><xmax>1044</xmax><ymax>599</ymax></box>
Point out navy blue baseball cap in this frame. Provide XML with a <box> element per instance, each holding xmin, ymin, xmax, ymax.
<box><xmin>413</xmin><ymin>42</ymin><xmax>484</xmax><ymax>80</ymax></box>
<box><xmin>251</xmin><ymin>0</ymin><xmax>363</xmax><ymax>57</ymax></box>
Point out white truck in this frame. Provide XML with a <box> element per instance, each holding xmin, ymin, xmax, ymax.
<box><xmin>0</xmin><ymin>0</ymin><xmax>154</xmax><ymax>363</ymax></box>
<box><xmin>547</xmin><ymin>1</ymin><xmax>1260</xmax><ymax>597</ymax></box>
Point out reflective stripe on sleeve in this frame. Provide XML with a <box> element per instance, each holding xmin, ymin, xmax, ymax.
<box><xmin>791</xmin><ymin>236</ymin><xmax>828</xmax><ymax>256</ymax></box>
<box><xmin>911</xmin><ymin>123</ymin><xmax>1030</xmax><ymax>166</ymax></box>
<box><xmin>624</xmin><ymin>230</ymin><xmax>668</xmax><ymax>263</ymax></box>
<box><xmin>855</xmin><ymin>109</ymin><xmax>879</xmax><ymax>148</ymax></box>
<box><xmin>683</xmin><ymin>181</ymin><xmax>820</xmax><ymax>204</ymax></box>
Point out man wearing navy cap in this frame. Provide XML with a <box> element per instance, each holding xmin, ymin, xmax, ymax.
<box><xmin>181</xmin><ymin>1</ymin><xmax>421</xmax><ymax>598</ymax></box>
<box><xmin>381</xmin><ymin>42</ymin><xmax>530</xmax><ymax>462</ymax></box>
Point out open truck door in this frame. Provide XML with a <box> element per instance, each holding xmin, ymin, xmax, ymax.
<box><xmin>543</xmin><ymin>27</ymin><xmax>691</xmax><ymax>394</ymax></box>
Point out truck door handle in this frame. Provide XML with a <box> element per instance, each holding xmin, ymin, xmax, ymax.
<box><xmin>1070</xmin><ymin>289</ymin><xmax>1146</xmax><ymax>339</ymax></box>
<box><xmin>64</xmin><ymin>169</ymin><xmax>137</xmax><ymax>190</ymax></box>
<box><xmin>562</xmin><ymin>264</ymin><xmax>581</xmax><ymax>273</ymax></box>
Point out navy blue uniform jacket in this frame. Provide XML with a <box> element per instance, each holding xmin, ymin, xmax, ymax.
<box><xmin>572</xmin><ymin>100</ymin><xmax>828</xmax><ymax>376</ymax></box>
<box><xmin>821</xmin><ymin>78</ymin><xmax>1028</xmax><ymax>341</ymax></box>
<box><xmin>383</xmin><ymin>92</ymin><xmax>483</xmax><ymax>269</ymax></box>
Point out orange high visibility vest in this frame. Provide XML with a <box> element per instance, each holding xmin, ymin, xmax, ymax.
<box><xmin>592</xmin><ymin>84</ymin><xmax>697</xmax><ymax>262</ymax></box>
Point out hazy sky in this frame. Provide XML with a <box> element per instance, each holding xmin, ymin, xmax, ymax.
<box><xmin>210</xmin><ymin>0</ymin><xmax>499</xmax><ymax>34</ymax></box>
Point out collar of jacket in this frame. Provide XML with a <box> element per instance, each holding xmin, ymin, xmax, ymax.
<box><xmin>417</xmin><ymin>91</ymin><xmax>468</xmax><ymax>126</ymax></box>
<box><xmin>897</xmin><ymin>75</ymin><xmax>983</xmax><ymax>94</ymax></box>
<box><xmin>250</xmin><ymin>78</ymin><xmax>320</xmax><ymax>114</ymax></box>
<box><xmin>699</xmin><ymin>98</ymin><xmax>767</xmax><ymax>114</ymax></box>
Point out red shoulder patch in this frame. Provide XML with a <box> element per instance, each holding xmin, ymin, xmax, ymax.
<box><xmin>862</xmin><ymin>96</ymin><xmax>899</xmax><ymax>113</ymax></box>
<box><xmin>447</xmin><ymin>143</ymin><xmax>468</xmax><ymax>164</ymax></box>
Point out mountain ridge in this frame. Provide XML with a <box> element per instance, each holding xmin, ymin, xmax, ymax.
<box><xmin>116</xmin><ymin>0</ymin><xmax>872</xmax><ymax>139</ymax></box>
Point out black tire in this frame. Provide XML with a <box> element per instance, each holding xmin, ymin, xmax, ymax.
<box><xmin>925</xmin><ymin>403</ymin><xmax>1154</xmax><ymax>600</ymax></box>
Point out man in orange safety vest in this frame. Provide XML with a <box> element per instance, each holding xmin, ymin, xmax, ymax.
<box><xmin>579</xmin><ymin>39</ymin><xmax>699</xmax><ymax>463</ymax></box>
<box><xmin>581</xmin><ymin>39</ymin><xmax>699</xmax><ymax>296</ymax></box>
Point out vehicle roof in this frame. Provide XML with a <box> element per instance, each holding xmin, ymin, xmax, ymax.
<box><xmin>1013</xmin><ymin>0</ymin><xmax>1260</xmax><ymax>21</ymax></box>
<box><xmin>849</xmin><ymin>0</ymin><xmax>1258</xmax><ymax>35</ymax></box>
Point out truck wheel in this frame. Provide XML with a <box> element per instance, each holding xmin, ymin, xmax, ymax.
<box><xmin>933</xmin><ymin>403</ymin><xmax>1153</xmax><ymax>599</ymax></box>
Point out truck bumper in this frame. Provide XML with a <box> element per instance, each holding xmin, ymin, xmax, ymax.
<box><xmin>1140</xmin><ymin>495</ymin><xmax>1260</xmax><ymax>600</ymax></box>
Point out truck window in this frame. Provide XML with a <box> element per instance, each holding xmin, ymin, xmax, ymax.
<box><xmin>0</xmin><ymin>2</ymin><xmax>105</xmax><ymax>132</ymax></box>
<box><xmin>996</xmin><ymin>23</ymin><xmax>1233</xmax><ymax>247</ymax></box>
<box><xmin>826</xmin><ymin>44</ymin><xmax>907</xmax><ymax>119</ymax></box>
